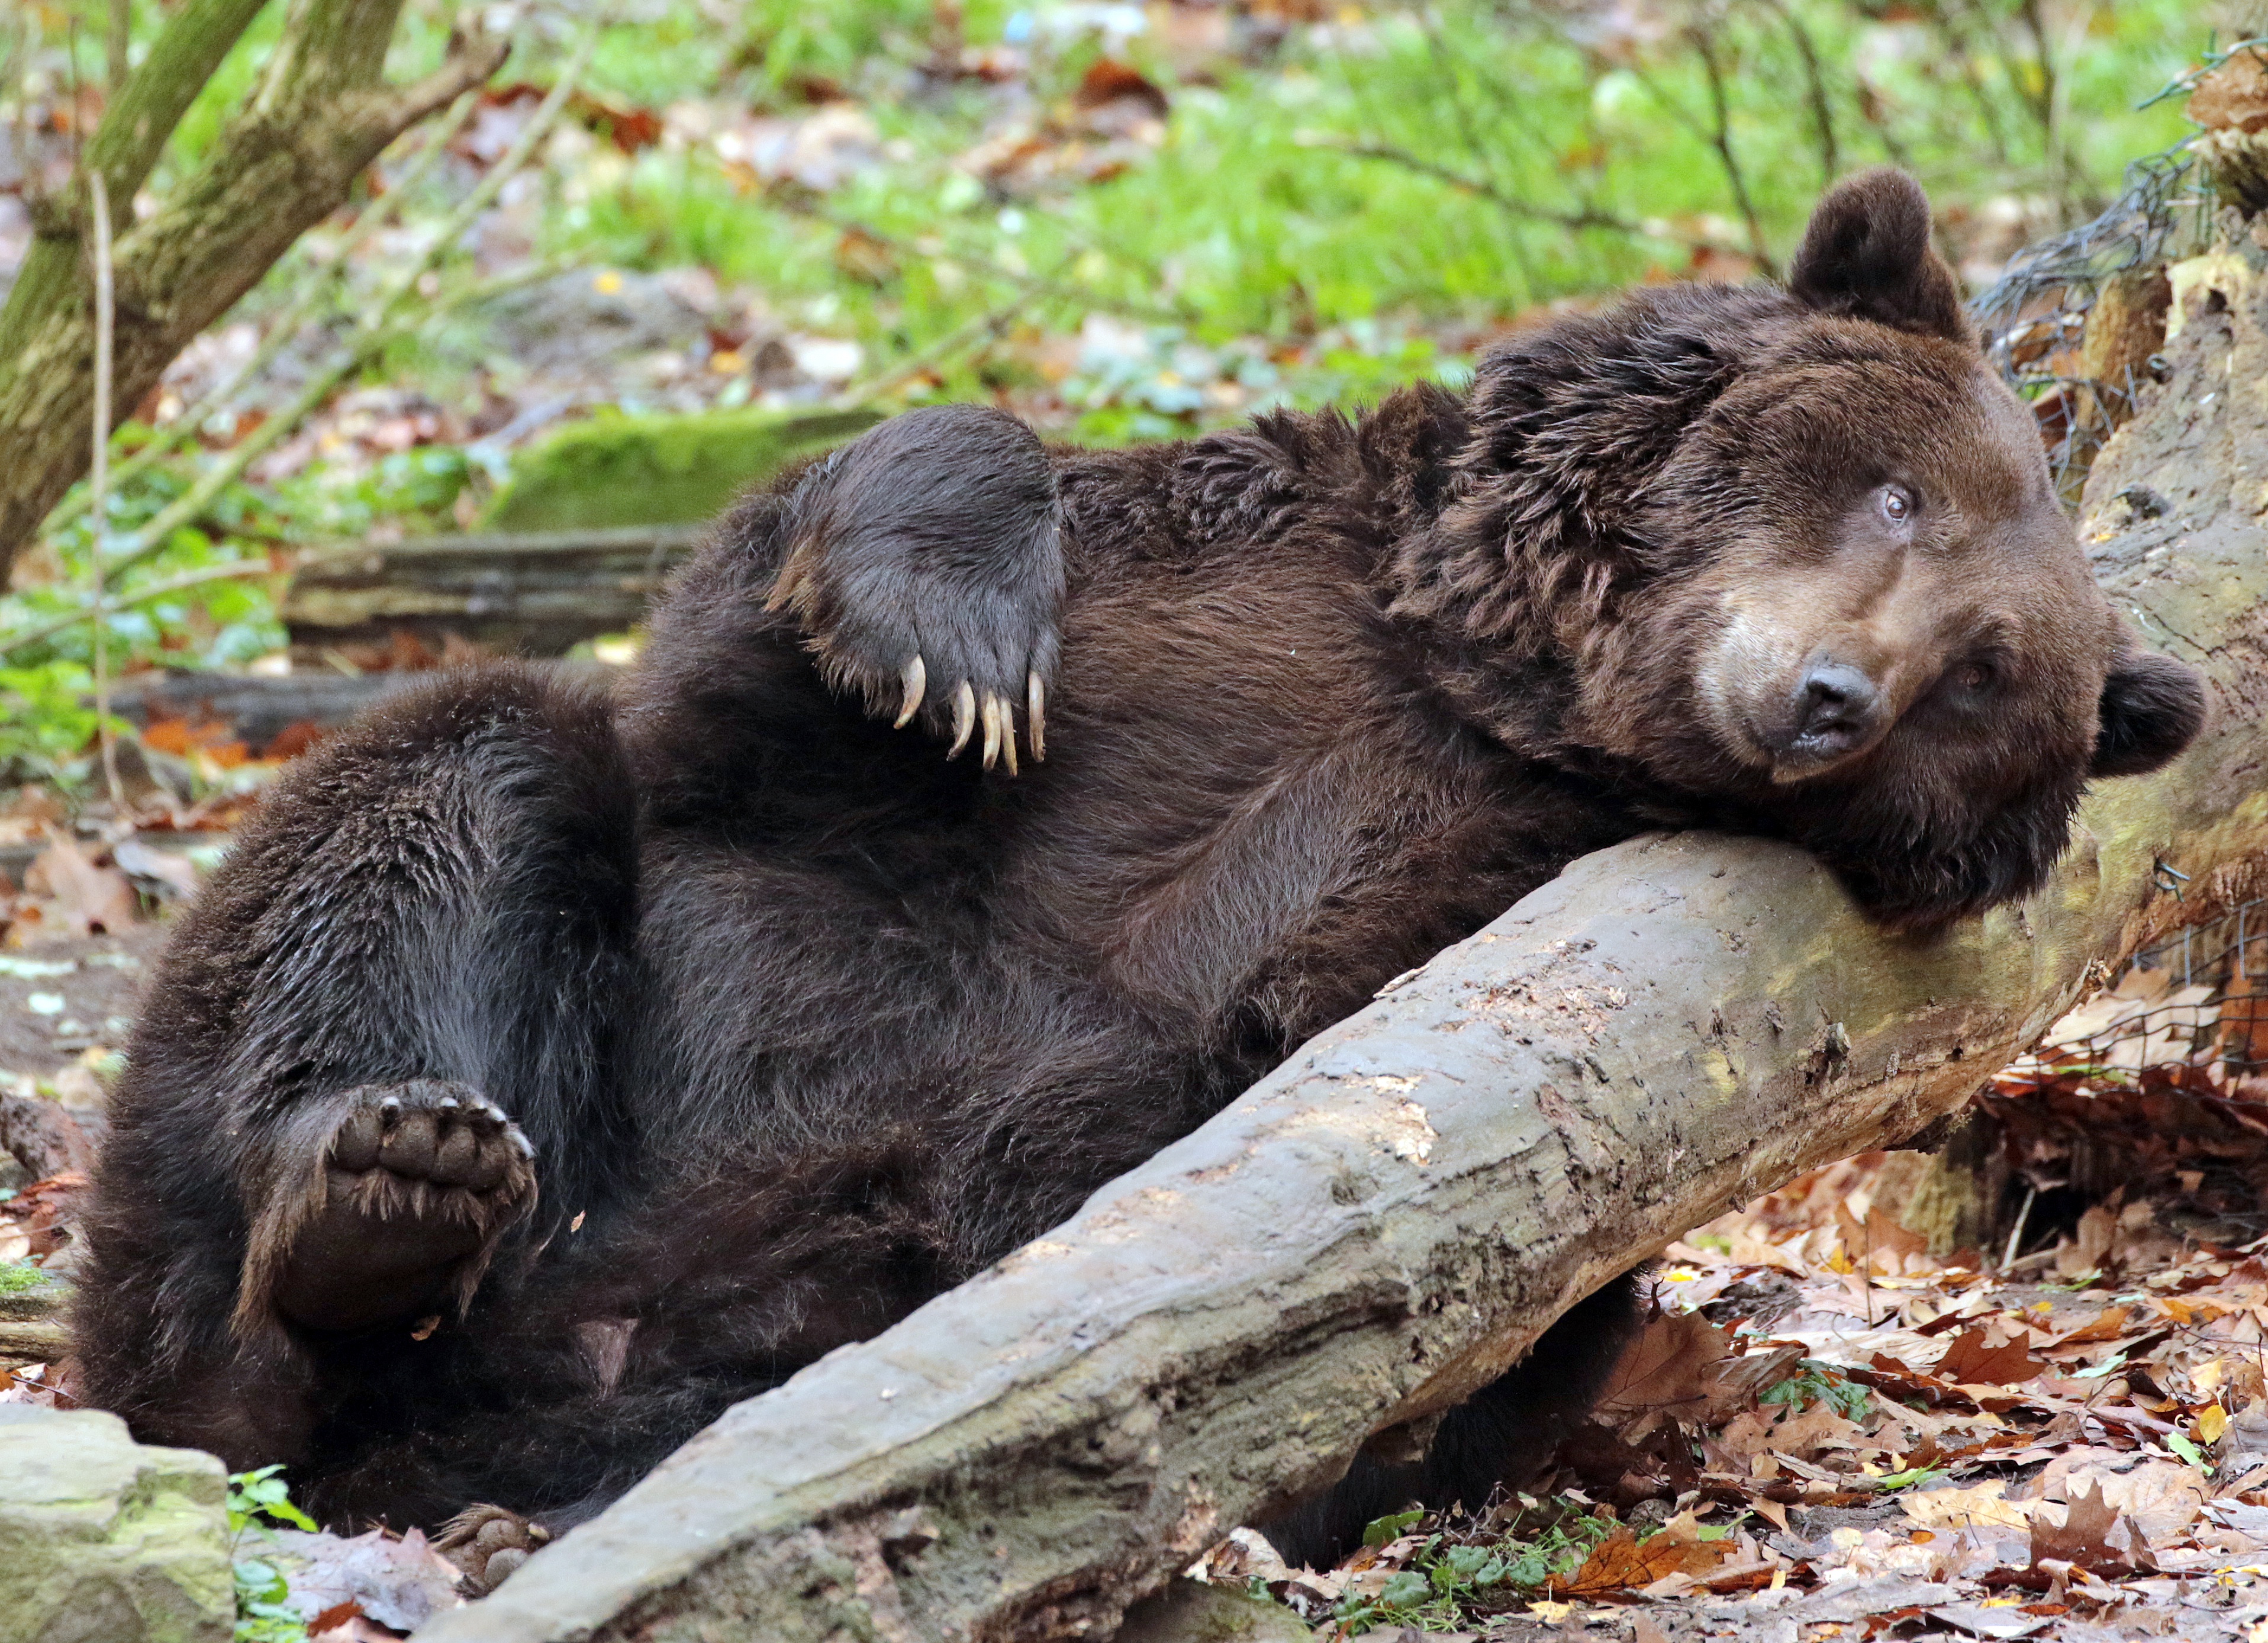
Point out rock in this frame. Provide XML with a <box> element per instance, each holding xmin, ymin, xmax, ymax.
<box><xmin>1112</xmin><ymin>1578</ymin><xmax>1313</xmax><ymax>1643</ymax></box>
<box><xmin>0</xmin><ymin>1406</ymin><xmax>232</xmax><ymax>1643</ymax></box>
<box><xmin>479</xmin><ymin>404</ymin><xmax>882</xmax><ymax>533</ymax></box>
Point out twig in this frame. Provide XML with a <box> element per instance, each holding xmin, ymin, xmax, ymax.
<box><xmin>86</xmin><ymin>167</ymin><xmax>121</xmax><ymax>810</ymax></box>
<box><xmin>1687</xmin><ymin>18</ymin><xmax>1776</xmax><ymax>279</ymax></box>
<box><xmin>828</xmin><ymin>282</ymin><xmax>1043</xmax><ymax>408</ymax></box>
<box><xmin>0</xmin><ymin>257</ymin><xmax>562</xmax><ymax>662</ymax></box>
<box><xmin>2015</xmin><ymin>0</ymin><xmax>2073</xmax><ymax>225</ymax></box>
<box><xmin>105</xmin><ymin>0</ymin><xmax>129</xmax><ymax>98</ymax></box>
<box><xmin>95</xmin><ymin>257</ymin><xmax>566</xmax><ymax>589</ymax></box>
<box><xmin>0</xmin><ymin>556</ymin><xmax>308</xmax><ymax>661</ymax></box>
<box><xmin>767</xmin><ymin>192</ymin><xmax>1191</xmax><ymax>326</ymax></box>
<box><xmin>1924</xmin><ymin>0</ymin><xmax>2014</xmax><ymax>169</ymax></box>
<box><xmin>1757</xmin><ymin>0</ymin><xmax>1839</xmax><ymax>188</ymax></box>
<box><xmin>2002</xmin><ymin>1184</ymin><xmax>2038</xmax><ymax>1271</ymax></box>
<box><xmin>1301</xmin><ymin>137</ymin><xmax>1655</xmax><ymax>239</ymax></box>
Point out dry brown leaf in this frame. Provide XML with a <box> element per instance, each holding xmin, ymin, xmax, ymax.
<box><xmin>2029</xmin><ymin>1479</ymin><xmax>2150</xmax><ymax>1575</ymax></box>
<box><xmin>21</xmin><ymin>837</ymin><xmax>137</xmax><ymax>937</ymax></box>
<box><xmin>1768</xmin><ymin>1402</ymin><xmax>1873</xmax><ymax>1463</ymax></box>
<box><xmin>1557</xmin><ymin>1512</ymin><xmax>1733</xmax><ymax>1596</ymax></box>
<box><xmin>1900</xmin><ymin>1481</ymin><xmax>2034</xmax><ymax>1532</ymax></box>
<box><xmin>2050</xmin><ymin>1307</ymin><xmax>2131</xmax><ymax>1347</ymax></box>
<box><xmin>1596</xmin><ymin>1311</ymin><xmax>1735</xmax><ymax>1435</ymax></box>
<box><xmin>2032</xmin><ymin>1454</ymin><xmax>2205</xmax><ymax>1544</ymax></box>
<box><xmin>2192</xmin><ymin>48</ymin><xmax>2268</xmax><ymax>134</ymax></box>
<box><xmin>1936</xmin><ymin>1328</ymin><xmax>2045</xmax><ymax>1388</ymax></box>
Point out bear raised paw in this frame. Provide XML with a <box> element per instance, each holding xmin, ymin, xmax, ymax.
<box><xmin>251</xmin><ymin>1081</ymin><xmax>536</xmax><ymax>1336</ymax></box>
<box><xmin>76</xmin><ymin>170</ymin><xmax>2202</xmax><ymax>1564</ymax></box>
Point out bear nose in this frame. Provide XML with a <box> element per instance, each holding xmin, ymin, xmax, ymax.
<box><xmin>1787</xmin><ymin>660</ymin><xmax>1883</xmax><ymax>759</ymax></box>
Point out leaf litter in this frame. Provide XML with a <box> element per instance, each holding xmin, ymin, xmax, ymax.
<box><xmin>1186</xmin><ymin>956</ymin><xmax>2268</xmax><ymax>1641</ymax></box>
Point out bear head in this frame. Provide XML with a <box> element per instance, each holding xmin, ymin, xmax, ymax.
<box><xmin>1408</xmin><ymin>168</ymin><xmax>2206</xmax><ymax>930</ymax></box>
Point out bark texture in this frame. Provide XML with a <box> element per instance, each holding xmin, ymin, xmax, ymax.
<box><xmin>414</xmin><ymin>243</ymin><xmax>2268</xmax><ymax>1643</ymax></box>
<box><xmin>0</xmin><ymin>0</ymin><xmax>504</xmax><ymax>575</ymax></box>
<box><xmin>281</xmin><ymin>526</ymin><xmax>703</xmax><ymax>661</ymax></box>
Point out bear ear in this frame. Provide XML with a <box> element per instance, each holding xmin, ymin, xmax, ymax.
<box><xmin>2092</xmin><ymin>644</ymin><xmax>2206</xmax><ymax>779</ymax></box>
<box><xmin>1788</xmin><ymin>168</ymin><xmax>1970</xmax><ymax>344</ymax></box>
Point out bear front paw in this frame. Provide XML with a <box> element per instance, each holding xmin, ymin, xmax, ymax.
<box><xmin>763</xmin><ymin>404</ymin><xmax>1062</xmax><ymax>775</ymax></box>
<box><xmin>260</xmin><ymin>1080</ymin><xmax>536</xmax><ymax>1335</ymax></box>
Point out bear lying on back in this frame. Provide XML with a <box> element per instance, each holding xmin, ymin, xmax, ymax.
<box><xmin>74</xmin><ymin>170</ymin><xmax>2203</xmax><ymax>1575</ymax></box>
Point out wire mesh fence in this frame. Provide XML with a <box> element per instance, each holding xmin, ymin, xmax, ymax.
<box><xmin>1969</xmin><ymin>144</ymin><xmax>2218</xmax><ymax>504</ymax></box>
<box><xmin>2001</xmin><ymin>894</ymin><xmax>2268</xmax><ymax>1094</ymax></box>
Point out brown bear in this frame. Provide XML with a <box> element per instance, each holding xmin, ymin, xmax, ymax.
<box><xmin>72</xmin><ymin>169</ymin><xmax>2201</xmax><ymax>1574</ymax></box>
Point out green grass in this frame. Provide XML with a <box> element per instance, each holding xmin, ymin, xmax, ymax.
<box><xmin>0</xmin><ymin>0</ymin><xmax>2225</xmax><ymax>783</ymax></box>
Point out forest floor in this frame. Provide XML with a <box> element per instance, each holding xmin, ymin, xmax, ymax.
<box><xmin>12</xmin><ymin>863</ymin><xmax>2268</xmax><ymax>1641</ymax></box>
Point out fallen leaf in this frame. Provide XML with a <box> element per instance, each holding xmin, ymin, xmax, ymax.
<box><xmin>2048</xmin><ymin>1306</ymin><xmax>2131</xmax><ymax>1347</ymax></box>
<box><xmin>111</xmin><ymin>838</ymin><xmax>201</xmax><ymax>902</ymax></box>
<box><xmin>1900</xmin><ymin>1481</ymin><xmax>2034</xmax><ymax>1531</ymax></box>
<box><xmin>1558</xmin><ymin>1512</ymin><xmax>1733</xmax><ymax>1596</ymax></box>
<box><xmin>2192</xmin><ymin>47</ymin><xmax>2268</xmax><ymax>133</ymax></box>
<box><xmin>2032</xmin><ymin>1454</ymin><xmax>2205</xmax><ymax>1543</ymax></box>
<box><xmin>270</xmin><ymin>1526</ymin><xmax>464</xmax><ymax>1631</ymax></box>
<box><xmin>22</xmin><ymin>837</ymin><xmax>137</xmax><ymax>936</ymax></box>
<box><xmin>1596</xmin><ymin>1310</ymin><xmax>1736</xmax><ymax>1436</ymax></box>
<box><xmin>1937</xmin><ymin>1327</ymin><xmax>2045</xmax><ymax>1387</ymax></box>
<box><xmin>2028</xmin><ymin>1480</ymin><xmax>2151</xmax><ymax>1576</ymax></box>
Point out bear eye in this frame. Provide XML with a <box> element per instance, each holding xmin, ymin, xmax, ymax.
<box><xmin>1879</xmin><ymin>485</ymin><xmax>1915</xmax><ymax>524</ymax></box>
<box><xmin>1951</xmin><ymin>660</ymin><xmax>1994</xmax><ymax>693</ymax></box>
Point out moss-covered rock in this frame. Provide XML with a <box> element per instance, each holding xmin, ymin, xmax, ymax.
<box><xmin>0</xmin><ymin>1406</ymin><xmax>231</xmax><ymax>1643</ymax></box>
<box><xmin>481</xmin><ymin>405</ymin><xmax>884</xmax><ymax>533</ymax></box>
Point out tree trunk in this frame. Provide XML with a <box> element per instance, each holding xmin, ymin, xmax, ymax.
<box><xmin>0</xmin><ymin>0</ymin><xmax>505</xmax><ymax>576</ymax></box>
<box><xmin>414</xmin><ymin>246</ymin><xmax>2268</xmax><ymax>1643</ymax></box>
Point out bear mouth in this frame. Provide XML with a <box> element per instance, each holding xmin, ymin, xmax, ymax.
<box><xmin>1742</xmin><ymin>717</ymin><xmax>1887</xmax><ymax>784</ymax></box>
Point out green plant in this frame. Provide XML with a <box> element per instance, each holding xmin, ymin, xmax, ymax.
<box><xmin>1333</xmin><ymin>1499</ymin><xmax>1618</xmax><ymax>1632</ymax></box>
<box><xmin>228</xmin><ymin>1465</ymin><xmax>314</xmax><ymax>1643</ymax></box>
<box><xmin>1761</xmin><ymin>1361</ymin><xmax>1873</xmax><ymax>1421</ymax></box>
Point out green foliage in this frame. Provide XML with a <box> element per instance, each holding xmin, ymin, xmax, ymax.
<box><xmin>228</xmin><ymin>1464</ymin><xmax>317</xmax><ymax>1536</ymax></box>
<box><xmin>0</xmin><ymin>1261</ymin><xmax>44</xmax><ymax>1294</ymax></box>
<box><xmin>0</xmin><ymin>663</ymin><xmax>112</xmax><ymax>785</ymax></box>
<box><xmin>228</xmin><ymin>1465</ymin><xmax>314</xmax><ymax>1643</ymax></box>
<box><xmin>1333</xmin><ymin>1499</ymin><xmax>1618</xmax><ymax>1631</ymax></box>
<box><xmin>1761</xmin><ymin>1361</ymin><xmax>1873</xmax><ymax>1421</ymax></box>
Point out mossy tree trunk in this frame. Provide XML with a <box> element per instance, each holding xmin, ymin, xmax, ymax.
<box><xmin>0</xmin><ymin>0</ymin><xmax>504</xmax><ymax>577</ymax></box>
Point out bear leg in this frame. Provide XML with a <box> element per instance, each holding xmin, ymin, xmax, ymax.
<box><xmin>256</xmin><ymin>1080</ymin><xmax>537</xmax><ymax>1334</ymax></box>
<box><xmin>72</xmin><ymin>665</ymin><xmax>637</xmax><ymax>1476</ymax></box>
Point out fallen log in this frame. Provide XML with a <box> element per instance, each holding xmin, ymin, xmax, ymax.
<box><xmin>282</xmin><ymin>525</ymin><xmax>701</xmax><ymax>664</ymax></box>
<box><xmin>417</xmin><ymin>243</ymin><xmax>2268</xmax><ymax>1643</ymax></box>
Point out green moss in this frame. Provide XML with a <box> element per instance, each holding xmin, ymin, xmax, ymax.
<box><xmin>481</xmin><ymin>405</ymin><xmax>885</xmax><ymax>533</ymax></box>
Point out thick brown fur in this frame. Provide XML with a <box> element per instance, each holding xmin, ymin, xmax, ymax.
<box><xmin>73</xmin><ymin>171</ymin><xmax>2202</xmax><ymax>1564</ymax></box>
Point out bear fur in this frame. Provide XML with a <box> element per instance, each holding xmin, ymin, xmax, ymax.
<box><xmin>72</xmin><ymin>171</ymin><xmax>2202</xmax><ymax>1565</ymax></box>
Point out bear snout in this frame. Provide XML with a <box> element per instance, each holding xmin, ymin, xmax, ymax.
<box><xmin>1768</xmin><ymin>657</ymin><xmax>1887</xmax><ymax>772</ymax></box>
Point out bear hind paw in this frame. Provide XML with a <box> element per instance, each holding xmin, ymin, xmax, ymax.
<box><xmin>251</xmin><ymin>1080</ymin><xmax>536</xmax><ymax>1336</ymax></box>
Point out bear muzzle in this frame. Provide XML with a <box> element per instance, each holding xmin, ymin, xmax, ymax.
<box><xmin>1754</xmin><ymin>654</ymin><xmax>1892</xmax><ymax>780</ymax></box>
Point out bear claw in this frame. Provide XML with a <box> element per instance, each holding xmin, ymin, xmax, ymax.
<box><xmin>948</xmin><ymin>680</ymin><xmax>977</xmax><ymax>758</ymax></box>
<box><xmin>894</xmin><ymin>655</ymin><xmax>926</xmax><ymax>729</ymax></box>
